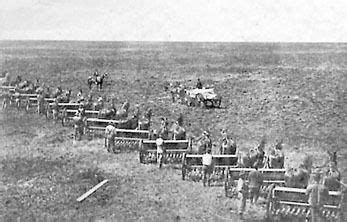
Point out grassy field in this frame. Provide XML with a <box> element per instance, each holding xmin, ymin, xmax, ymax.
<box><xmin>0</xmin><ymin>41</ymin><xmax>346</xmax><ymax>221</ymax></box>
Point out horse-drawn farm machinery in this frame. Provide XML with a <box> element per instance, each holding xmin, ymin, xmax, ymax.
<box><xmin>181</xmin><ymin>154</ymin><xmax>238</xmax><ymax>185</ymax></box>
<box><xmin>266</xmin><ymin>186</ymin><xmax>345</xmax><ymax>222</ymax></box>
<box><xmin>139</xmin><ymin>139</ymin><xmax>190</xmax><ymax>165</ymax></box>
<box><xmin>224</xmin><ymin>168</ymin><xmax>286</xmax><ymax>198</ymax></box>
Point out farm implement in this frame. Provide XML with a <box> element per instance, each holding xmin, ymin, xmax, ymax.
<box><xmin>139</xmin><ymin>139</ymin><xmax>190</xmax><ymax>165</ymax></box>
<box><xmin>2</xmin><ymin>93</ymin><xmax>39</xmax><ymax>110</ymax></box>
<box><xmin>85</xmin><ymin>118</ymin><xmax>150</xmax><ymax>149</ymax></box>
<box><xmin>181</xmin><ymin>154</ymin><xmax>238</xmax><ymax>186</ymax></box>
<box><xmin>224</xmin><ymin>168</ymin><xmax>286</xmax><ymax>198</ymax></box>
<box><xmin>266</xmin><ymin>186</ymin><xmax>345</xmax><ymax>222</ymax></box>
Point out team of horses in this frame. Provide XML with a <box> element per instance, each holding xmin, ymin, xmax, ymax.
<box><xmin>1</xmin><ymin>74</ymin><xmax>343</xmax><ymax>193</ymax></box>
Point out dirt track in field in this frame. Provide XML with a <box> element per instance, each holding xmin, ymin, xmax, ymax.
<box><xmin>0</xmin><ymin>41</ymin><xmax>346</xmax><ymax>221</ymax></box>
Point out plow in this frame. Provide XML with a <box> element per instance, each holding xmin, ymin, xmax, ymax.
<box><xmin>266</xmin><ymin>186</ymin><xmax>345</xmax><ymax>222</ymax></box>
<box><xmin>224</xmin><ymin>168</ymin><xmax>286</xmax><ymax>198</ymax></box>
<box><xmin>139</xmin><ymin>139</ymin><xmax>190</xmax><ymax>165</ymax></box>
<box><xmin>181</xmin><ymin>154</ymin><xmax>238</xmax><ymax>185</ymax></box>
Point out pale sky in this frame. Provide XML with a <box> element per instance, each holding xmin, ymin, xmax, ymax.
<box><xmin>0</xmin><ymin>0</ymin><xmax>346</xmax><ymax>42</ymax></box>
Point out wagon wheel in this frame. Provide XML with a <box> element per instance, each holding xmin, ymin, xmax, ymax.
<box><xmin>45</xmin><ymin>104</ymin><xmax>51</xmax><ymax>119</ymax></box>
<box><xmin>213</xmin><ymin>98</ymin><xmax>222</xmax><ymax>108</ymax></box>
<box><xmin>61</xmin><ymin>109</ymin><xmax>67</xmax><ymax>126</ymax></box>
<box><xmin>16</xmin><ymin>99</ymin><xmax>20</xmax><ymax>110</ymax></box>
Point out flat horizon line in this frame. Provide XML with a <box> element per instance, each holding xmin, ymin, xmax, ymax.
<box><xmin>0</xmin><ymin>39</ymin><xmax>346</xmax><ymax>44</ymax></box>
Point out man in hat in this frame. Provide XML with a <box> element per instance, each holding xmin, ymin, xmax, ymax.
<box><xmin>237</xmin><ymin>171</ymin><xmax>248</xmax><ymax>218</ymax></box>
<box><xmin>156</xmin><ymin>134</ymin><xmax>165</xmax><ymax>168</ymax></box>
<box><xmin>248</xmin><ymin>167</ymin><xmax>263</xmax><ymax>205</ymax></box>
<box><xmin>202</xmin><ymin>148</ymin><xmax>213</xmax><ymax>187</ymax></box>
<box><xmin>306</xmin><ymin>172</ymin><xmax>329</xmax><ymax>222</ymax></box>
<box><xmin>105</xmin><ymin>123</ymin><xmax>117</xmax><ymax>153</ymax></box>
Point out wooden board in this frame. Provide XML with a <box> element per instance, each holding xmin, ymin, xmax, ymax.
<box><xmin>76</xmin><ymin>179</ymin><xmax>108</xmax><ymax>202</ymax></box>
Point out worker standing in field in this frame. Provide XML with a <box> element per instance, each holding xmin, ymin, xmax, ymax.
<box><xmin>156</xmin><ymin>134</ymin><xmax>165</xmax><ymax>168</ymax></box>
<box><xmin>105</xmin><ymin>123</ymin><xmax>116</xmax><ymax>153</ymax></box>
<box><xmin>306</xmin><ymin>172</ymin><xmax>329</xmax><ymax>222</ymax></box>
<box><xmin>196</xmin><ymin>78</ymin><xmax>203</xmax><ymax>89</ymax></box>
<box><xmin>248</xmin><ymin>167</ymin><xmax>263</xmax><ymax>205</ymax></box>
<box><xmin>237</xmin><ymin>171</ymin><xmax>248</xmax><ymax>218</ymax></box>
<box><xmin>202</xmin><ymin>149</ymin><xmax>213</xmax><ymax>187</ymax></box>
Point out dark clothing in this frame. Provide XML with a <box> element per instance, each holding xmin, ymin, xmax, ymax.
<box><xmin>248</xmin><ymin>170</ymin><xmax>263</xmax><ymax>204</ymax></box>
<box><xmin>196</xmin><ymin>81</ymin><xmax>203</xmax><ymax>89</ymax></box>
<box><xmin>202</xmin><ymin>165</ymin><xmax>213</xmax><ymax>186</ymax></box>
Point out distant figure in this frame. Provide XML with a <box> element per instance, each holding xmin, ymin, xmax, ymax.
<box><xmin>77</xmin><ymin>90</ymin><xmax>84</xmax><ymax>103</ymax></box>
<box><xmin>202</xmin><ymin>149</ymin><xmax>213</xmax><ymax>187</ymax></box>
<box><xmin>237</xmin><ymin>171</ymin><xmax>248</xmax><ymax>218</ymax></box>
<box><xmin>156</xmin><ymin>134</ymin><xmax>165</xmax><ymax>168</ymax></box>
<box><xmin>196</xmin><ymin>78</ymin><xmax>203</xmax><ymax>89</ymax></box>
<box><xmin>306</xmin><ymin>173</ymin><xmax>329</xmax><ymax>222</ymax></box>
<box><xmin>248</xmin><ymin>167</ymin><xmax>263</xmax><ymax>205</ymax></box>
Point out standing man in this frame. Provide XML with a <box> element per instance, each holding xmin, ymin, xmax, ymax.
<box><xmin>237</xmin><ymin>171</ymin><xmax>248</xmax><ymax>218</ymax></box>
<box><xmin>202</xmin><ymin>149</ymin><xmax>213</xmax><ymax>187</ymax></box>
<box><xmin>200</xmin><ymin>130</ymin><xmax>212</xmax><ymax>154</ymax></box>
<box><xmin>248</xmin><ymin>167</ymin><xmax>263</xmax><ymax>205</ymax></box>
<box><xmin>156</xmin><ymin>134</ymin><xmax>165</xmax><ymax>168</ymax></box>
<box><xmin>306</xmin><ymin>172</ymin><xmax>329</xmax><ymax>222</ymax></box>
<box><xmin>105</xmin><ymin>123</ymin><xmax>116</xmax><ymax>153</ymax></box>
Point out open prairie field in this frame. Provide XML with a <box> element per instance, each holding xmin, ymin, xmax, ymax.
<box><xmin>0</xmin><ymin>41</ymin><xmax>346</xmax><ymax>221</ymax></box>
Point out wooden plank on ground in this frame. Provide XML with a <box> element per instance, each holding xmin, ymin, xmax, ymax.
<box><xmin>76</xmin><ymin>179</ymin><xmax>108</xmax><ymax>202</ymax></box>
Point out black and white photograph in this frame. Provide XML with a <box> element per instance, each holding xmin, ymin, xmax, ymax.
<box><xmin>0</xmin><ymin>0</ymin><xmax>346</xmax><ymax>221</ymax></box>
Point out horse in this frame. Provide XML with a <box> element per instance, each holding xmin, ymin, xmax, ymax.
<box><xmin>170</xmin><ymin>122</ymin><xmax>186</xmax><ymax>140</ymax></box>
<box><xmin>220</xmin><ymin>137</ymin><xmax>237</xmax><ymax>155</ymax></box>
<box><xmin>0</xmin><ymin>72</ymin><xmax>10</xmax><ymax>86</ymax></box>
<box><xmin>117</xmin><ymin>106</ymin><xmax>140</xmax><ymax>129</ymax></box>
<box><xmin>115</xmin><ymin>100</ymin><xmax>130</xmax><ymax>119</ymax></box>
<box><xmin>95</xmin><ymin>73</ymin><xmax>107</xmax><ymax>91</ymax></box>
<box><xmin>98</xmin><ymin>106</ymin><xmax>117</xmax><ymax>119</ymax></box>
<box><xmin>137</xmin><ymin>108</ymin><xmax>152</xmax><ymax>130</ymax></box>
<box><xmin>284</xmin><ymin>155</ymin><xmax>312</xmax><ymax>188</ymax></box>
<box><xmin>52</xmin><ymin>87</ymin><xmax>63</xmax><ymax>98</ymax></box>
<box><xmin>91</xmin><ymin>97</ymin><xmax>105</xmax><ymax>111</ymax></box>
<box><xmin>237</xmin><ymin>146</ymin><xmax>265</xmax><ymax>169</ymax></box>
